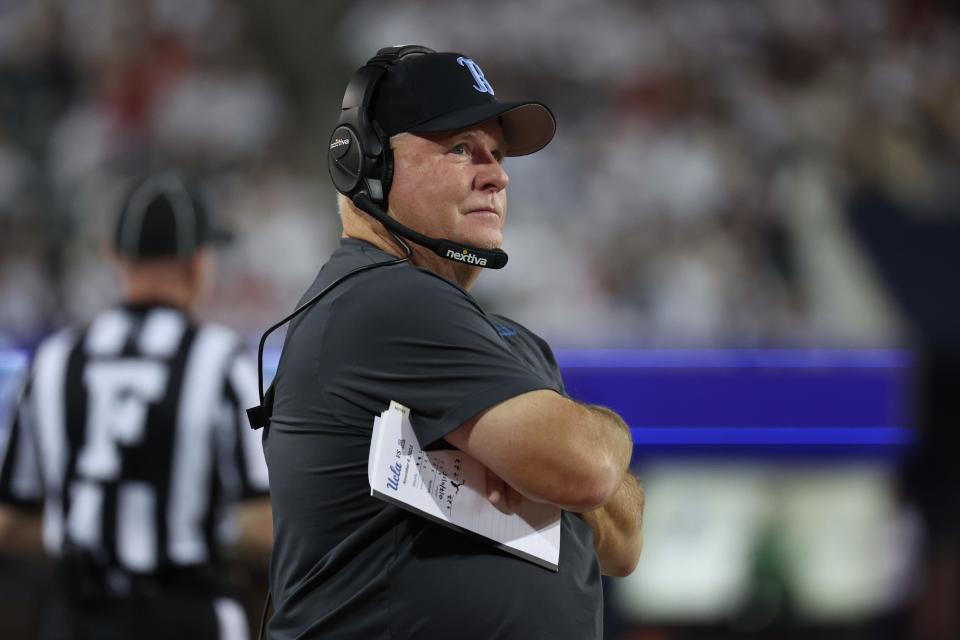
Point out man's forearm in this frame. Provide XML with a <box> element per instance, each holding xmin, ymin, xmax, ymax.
<box><xmin>578</xmin><ymin>472</ymin><xmax>644</xmax><ymax>577</ymax></box>
<box><xmin>449</xmin><ymin>392</ymin><xmax>635</xmax><ymax>511</ymax></box>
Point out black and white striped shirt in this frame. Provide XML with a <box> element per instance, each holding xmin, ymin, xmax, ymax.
<box><xmin>0</xmin><ymin>302</ymin><xmax>269</xmax><ymax>575</ymax></box>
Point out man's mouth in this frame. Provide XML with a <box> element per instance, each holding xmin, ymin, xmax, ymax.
<box><xmin>465</xmin><ymin>208</ymin><xmax>500</xmax><ymax>217</ymax></box>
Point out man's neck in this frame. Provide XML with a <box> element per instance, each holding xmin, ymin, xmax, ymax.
<box><xmin>123</xmin><ymin>291</ymin><xmax>192</xmax><ymax>312</ymax></box>
<box><xmin>121</xmin><ymin>277</ymin><xmax>195</xmax><ymax>311</ymax></box>
<box><xmin>407</xmin><ymin>244</ymin><xmax>482</xmax><ymax>291</ymax></box>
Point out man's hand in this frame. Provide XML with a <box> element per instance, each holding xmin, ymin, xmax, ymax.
<box><xmin>229</xmin><ymin>498</ymin><xmax>273</xmax><ymax>566</ymax></box>
<box><xmin>484</xmin><ymin>463</ymin><xmax>645</xmax><ymax>578</ymax></box>
<box><xmin>485</xmin><ymin>468</ymin><xmax>524</xmax><ymax>515</ymax></box>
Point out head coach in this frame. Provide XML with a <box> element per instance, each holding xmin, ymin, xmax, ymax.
<box><xmin>258</xmin><ymin>45</ymin><xmax>644</xmax><ymax>639</ymax></box>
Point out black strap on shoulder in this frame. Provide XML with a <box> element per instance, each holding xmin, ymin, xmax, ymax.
<box><xmin>245</xmin><ymin>252</ymin><xmax>412</xmax><ymax>432</ymax></box>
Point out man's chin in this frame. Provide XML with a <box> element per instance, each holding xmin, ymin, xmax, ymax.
<box><xmin>454</xmin><ymin>233</ymin><xmax>502</xmax><ymax>251</ymax></box>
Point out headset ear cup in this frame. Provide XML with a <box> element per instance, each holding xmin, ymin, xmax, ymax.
<box><xmin>328</xmin><ymin>126</ymin><xmax>363</xmax><ymax>197</ymax></box>
<box><xmin>331</xmin><ymin>46</ymin><xmax>434</xmax><ymax>203</ymax></box>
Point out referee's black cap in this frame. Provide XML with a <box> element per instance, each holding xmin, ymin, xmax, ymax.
<box><xmin>114</xmin><ymin>173</ymin><xmax>233</xmax><ymax>260</ymax></box>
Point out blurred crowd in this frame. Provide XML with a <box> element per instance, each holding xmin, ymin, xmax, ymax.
<box><xmin>0</xmin><ymin>0</ymin><xmax>957</xmax><ymax>351</ymax></box>
<box><xmin>0</xmin><ymin>0</ymin><xmax>331</xmax><ymax>348</ymax></box>
<box><xmin>1</xmin><ymin>2</ymin><xmax>958</xmax><ymax>638</ymax></box>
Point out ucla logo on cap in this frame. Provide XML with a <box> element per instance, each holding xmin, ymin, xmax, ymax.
<box><xmin>457</xmin><ymin>56</ymin><xmax>495</xmax><ymax>95</ymax></box>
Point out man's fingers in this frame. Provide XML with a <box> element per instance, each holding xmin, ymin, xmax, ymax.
<box><xmin>486</xmin><ymin>468</ymin><xmax>515</xmax><ymax>514</ymax></box>
<box><xmin>486</xmin><ymin>467</ymin><xmax>504</xmax><ymax>504</ymax></box>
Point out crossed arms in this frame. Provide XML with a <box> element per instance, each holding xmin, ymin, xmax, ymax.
<box><xmin>444</xmin><ymin>390</ymin><xmax>644</xmax><ymax>576</ymax></box>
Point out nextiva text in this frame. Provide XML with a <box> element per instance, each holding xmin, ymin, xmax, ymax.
<box><xmin>445</xmin><ymin>249</ymin><xmax>488</xmax><ymax>266</ymax></box>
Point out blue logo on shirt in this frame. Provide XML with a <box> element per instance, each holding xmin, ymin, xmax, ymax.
<box><xmin>494</xmin><ymin>323</ymin><xmax>517</xmax><ymax>338</ymax></box>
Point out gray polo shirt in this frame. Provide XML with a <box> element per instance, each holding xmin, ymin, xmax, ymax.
<box><xmin>264</xmin><ymin>238</ymin><xmax>602</xmax><ymax>639</ymax></box>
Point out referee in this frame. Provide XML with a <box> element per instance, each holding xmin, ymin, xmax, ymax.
<box><xmin>0</xmin><ymin>173</ymin><xmax>271</xmax><ymax>640</ymax></box>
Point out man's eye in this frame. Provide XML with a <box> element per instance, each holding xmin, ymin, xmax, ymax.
<box><xmin>451</xmin><ymin>143</ymin><xmax>468</xmax><ymax>155</ymax></box>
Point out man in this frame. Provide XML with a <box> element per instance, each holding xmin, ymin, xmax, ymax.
<box><xmin>0</xmin><ymin>173</ymin><xmax>272</xmax><ymax>640</ymax></box>
<box><xmin>263</xmin><ymin>47</ymin><xmax>643</xmax><ymax>639</ymax></box>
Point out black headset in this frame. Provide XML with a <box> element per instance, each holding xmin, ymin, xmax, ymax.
<box><xmin>327</xmin><ymin>45</ymin><xmax>431</xmax><ymax>206</ymax></box>
<box><xmin>327</xmin><ymin>45</ymin><xmax>509</xmax><ymax>270</ymax></box>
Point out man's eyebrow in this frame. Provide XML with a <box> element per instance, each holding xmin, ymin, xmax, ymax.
<box><xmin>452</xmin><ymin>129</ymin><xmax>508</xmax><ymax>156</ymax></box>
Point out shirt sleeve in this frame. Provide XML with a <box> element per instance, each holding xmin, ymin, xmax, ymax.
<box><xmin>325</xmin><ymin>269</ymin><xmax>563</xmax><ymax>448</ymax></box>
<box><xmin>0</xmin><ymin>374</ymin><xmax>44</xmax><ymax>509</ymax></box>
<box><xmin>216</xmin><ymin>345</ymin><xmax>270</xmax><ymax>500</ymax></box>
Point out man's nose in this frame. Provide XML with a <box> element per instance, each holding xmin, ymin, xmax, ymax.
<box><xmin>475</xmin><ymin>156</ymin><xmax>509</xmax><ymax>192</ymax></box>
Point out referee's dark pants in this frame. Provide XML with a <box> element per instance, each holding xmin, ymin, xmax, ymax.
<box><xmin>39</xmin><ymin>560</ymin><xmax>248</xmax><ymax>640</ymax></box>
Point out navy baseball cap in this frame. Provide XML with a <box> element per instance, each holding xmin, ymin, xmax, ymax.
<box><xmin>114</xmin><ymin>173</ymin><xmax>233</xmax><ymax>260</ymax></box>
<box><xmin>373</xmin><ymin>51</ymin><xmax>556</xmax><ymax>156</ymax></box>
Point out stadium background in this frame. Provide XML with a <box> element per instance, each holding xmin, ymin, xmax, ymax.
<box><xmin>1</xmin><ymin>0</ymin><xmax>958</xmax><ymax>638</ymax></box>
